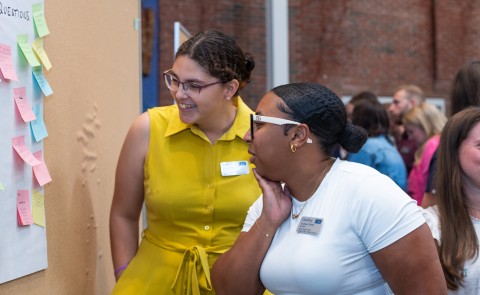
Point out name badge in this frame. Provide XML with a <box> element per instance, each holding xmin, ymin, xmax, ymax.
<box><xmin>296</xmin><ymin>216</ymin><xmax>323</xmax><ymax>236</ymax></box>
<box><xmin>220</xmin><ymin>161</ymin><xmax>250</xmax><ymax>176</ymax></box>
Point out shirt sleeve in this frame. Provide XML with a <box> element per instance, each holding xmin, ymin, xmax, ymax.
<box><xmin>351</xmin><ymin>173</ymin><xmax>426</xmax><ymax>253</ymax></box>
<box><xmin>241</xmin><ymin>195</ymin><xmax>263</xmax><ymax>232</ymax></box>
<box><xmin>422</xmin><ymin>206</ymin><xmax>441</xmax><ymax>242</ymax></box>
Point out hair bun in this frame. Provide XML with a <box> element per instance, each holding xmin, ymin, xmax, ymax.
<box><xmin>244</xmin><ymin>52</ymin><xmax>256</xmax><ymax>81</ymax></box>
<box><xmin>340</xmin><ymin>123</ymin><xmax>368</xmax><ymax>153</ymax></box>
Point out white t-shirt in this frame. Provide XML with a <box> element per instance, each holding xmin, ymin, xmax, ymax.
<box><xmin>243</xmin><ymin>159</ymin><xmax>425</xmax><ymax>295</ymax></box>
<box><xmin>424</xmin><ymin>206</ymin><xmax>480</xmax><ymax>294</ymax></box>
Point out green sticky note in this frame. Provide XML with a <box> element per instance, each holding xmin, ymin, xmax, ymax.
<box><xmin>17</xmin><ymin>34</ymin><xmax>41</xmax><ymax>67</ymax></box>
<box><xmin>33</xmin><ymin>3</ymin><xmax>50</xmax><ymax>37</ymax></box>
<box><xmin>0</xmin><ymin>182</ymin><xmax>4</xmax><ymax>191</ymax></box>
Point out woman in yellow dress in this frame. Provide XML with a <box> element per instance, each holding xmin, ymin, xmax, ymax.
<box><xmin>109</xmin><ymin>29</ymin><xmax>261</xmax><ymax>294</ymax></box>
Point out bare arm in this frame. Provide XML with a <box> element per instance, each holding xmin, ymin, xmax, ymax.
<box><xmin>211</xmin><ymin>169</ymin><xmax>292</xmax><ymax>295</ymax></box>
<box><xmin>421</xmin><ymin>192</ymin><xmax>436</xmax><ymax>208</ymax></box>
<box><xmin>370</xmin><ymin>223</ymin><xmax>447</xmax><ymax>294</ymax></box>
<box><xmin>109</xmin><ymin>112</ymin><xmax>150</xmax><ymax>281</ymax></box>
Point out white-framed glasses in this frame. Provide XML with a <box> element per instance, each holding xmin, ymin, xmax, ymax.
<box><xmin>250</xmin><ymin>114</ymin><xmax>313</xmax><ymax>143</ymax></box>
<box><xmin>163</xmin><ymin>70</ymin><xmax>223</xmax><ymax>96</ymax></box>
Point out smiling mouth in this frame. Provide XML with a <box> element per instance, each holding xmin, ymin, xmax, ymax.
<box><xmin>178</xmin><ymin>103</ymin><xmax>197</xmax><ymax>109</ymax></box>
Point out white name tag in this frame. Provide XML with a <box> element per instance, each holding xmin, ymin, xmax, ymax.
<box><xmin>220</xmin><ymin>161</ymin><xmax>250</xmax><ymax>176</ymax></box>
<box><xmin>296</xmin><ymin>216</ymin><xmax>323</xmax><ymax>236</ymax></box>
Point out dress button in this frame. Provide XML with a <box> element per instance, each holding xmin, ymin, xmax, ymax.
<box><xmin>204</xmin><ymin>225</ymin><xmax>210</xmax><ymax>230</ymax></box>
<box><xmin>207</xmin><ymin>184</ymin><xmax>214</xmax><ymax>188</ymax></box>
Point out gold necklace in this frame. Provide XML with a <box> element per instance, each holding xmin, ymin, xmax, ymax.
<box><xmin>291</xmin><ymin>159</ymin><xmax>332</xmax><ymax>219</ymax></box>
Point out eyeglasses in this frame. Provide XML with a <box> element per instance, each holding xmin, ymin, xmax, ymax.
<box><xmin>163</xmin><ymin>70</ymin><xmax>223</xmax><ymax>96</ymax></box>
<box><xmin>250</xmin><ymin>114</ymin><xmax>313</xmax><ymax>143</ymax></box>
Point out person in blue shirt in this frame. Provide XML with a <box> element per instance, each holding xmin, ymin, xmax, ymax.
<box><xmin>347</xmin><ymin>100</ymin><xmax>407</xmax><ymax>190</ymax></box>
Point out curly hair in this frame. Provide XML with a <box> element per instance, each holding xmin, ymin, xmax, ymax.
<box><xmin>175</xmin><ymin>29</ymin><xmax>255</xmax><ymax>97</ymax></box>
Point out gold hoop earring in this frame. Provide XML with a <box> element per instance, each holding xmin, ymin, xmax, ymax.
<box><xmin>290</xmin><ymin>142</ymin><xmax>297</xmax><ymax>153</ymax></box>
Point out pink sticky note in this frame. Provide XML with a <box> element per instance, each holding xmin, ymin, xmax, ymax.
<box><xmin>32</xmin><ymin>151</ymin><xmax>52</xmax><ymax>186</ymax></box>
<box><xmin>17</xmin><ymin>190</ymin><xmax>33</xmax><ymax>226</ymax></box>
<box><xmin>0</xmin><ymin>43</ymin><xmax>18</xmax><ymax>80</ymax></box>
<box><xmin>12</xmin><ymin>135</ymin><xmax>42</xmax><ymax>166</ymax></box>
<box><xmin>14</xmin><ymin>87</ymin><xmax>37</xmax><ymax>122</ymax></box>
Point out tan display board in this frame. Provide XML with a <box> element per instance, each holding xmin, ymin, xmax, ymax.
<box><xmin>0</xmin><ymin>1</ymin><xmax>141</xmax><ymax>294</ymax></box>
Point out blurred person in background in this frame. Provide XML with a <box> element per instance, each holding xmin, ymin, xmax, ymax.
<box><xmin>402</xmin><ymin>103</ymin><xmax>446</xmax><ymax>205</ymax></box>
<box><xmin>388</xmin><ymin>85</ymin><xmax>425</xmax><ymax>173</ymax></box>
<box><xmin>348</xmin><ymin>100</ymin><xmax>407</xmax><ymax>191</ymax></box>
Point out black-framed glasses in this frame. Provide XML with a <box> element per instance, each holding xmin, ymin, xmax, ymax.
<box><xmin>163</xmin><ymin>70</ymin><xmax>223</xmax><ymax>96</ymax></box>
<box><xmin>250</xmin><ymin>114</ymin><xmax>313</xmax><ymax>143</ymax></box>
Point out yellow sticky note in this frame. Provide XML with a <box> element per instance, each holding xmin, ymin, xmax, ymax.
<box><xmin>33</xmin><ymin>3</ymin><xmax>50</xmax><ymax>37</ymax></box>
<box><xmin>32</xmin><ymin>190</ymin><xmax>46</xmax><ymax>227</ymax></box>
<box><xmin>32</xmin><ymin>38</ymin><xmax>52</xmax><ymax>70</ymax></box>
<box><xmin>17</xmin><ymin>35</ymin><xmax>40</xmax><ymax>67</ymax></box>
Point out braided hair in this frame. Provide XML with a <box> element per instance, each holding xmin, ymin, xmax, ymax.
<box><xmin>272</xmin><ymin>82</ymin><xmax>367</xmax><ymax>155</ymax></box>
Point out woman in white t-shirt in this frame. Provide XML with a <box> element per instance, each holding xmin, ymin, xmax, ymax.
<box><xmin>424</xmin><ymin>107</ymin><xmax>480</xmax><ymax>294</ymax></box>
<box><xmin>212</xmin><ymin>82</ymin><xmax>446</xmax><ymax>294</ymax></box>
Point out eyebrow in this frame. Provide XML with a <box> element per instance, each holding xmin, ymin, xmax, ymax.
<box><xmin>167</xmin><ymin>70</ymin><xmax>206</xmax><ymax>83</ymax></box>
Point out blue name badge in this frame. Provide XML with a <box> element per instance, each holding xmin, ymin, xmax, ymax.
<box><xmin>220</xmin><ymin>160</ymin><xmax>250</xmax><ymax>176</ymax></box>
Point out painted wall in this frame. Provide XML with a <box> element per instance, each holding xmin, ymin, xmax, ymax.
<box><xmin>142</xmin><ymin>0</ymin><xmax>159</xmax><ymax>111</ymax></box>
<box><xmin>0</xmin><ymin>1</ymin><xmax>141</xmax><ymax>294</ymax></box>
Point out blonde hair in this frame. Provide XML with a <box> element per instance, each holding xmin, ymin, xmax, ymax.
<box><xmin>403</xmin><ymin>103</ymin><xmax>447</xmax><ymax>161</ymax></box>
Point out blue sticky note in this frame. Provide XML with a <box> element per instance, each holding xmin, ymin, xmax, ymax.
<box><xmin>32</xmin><ymin>66</ymin><xmax>53</xmax><ymax>96</ymax></box>
<box><xmin>30</xmin><ymin>105</ymin><xmax>48</xmax><ymax>142</ymax></box>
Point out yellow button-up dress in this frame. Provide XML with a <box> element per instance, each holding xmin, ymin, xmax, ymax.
<box><xmin>111</xmin><ymin>98</ymin><xmax>261</xmax><ymax>294</ymax></box>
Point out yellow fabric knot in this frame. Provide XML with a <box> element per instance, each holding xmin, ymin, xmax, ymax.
<box><xmin>171</xmin><ymin>246</ymin><xmax>212</xmax><ymax>295</ymax></box>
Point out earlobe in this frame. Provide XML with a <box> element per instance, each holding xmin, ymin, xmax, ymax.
<box><xmin>225</xmin><ymin>79</ymin><xmax>240</xmax><ymax>100</ymax></box>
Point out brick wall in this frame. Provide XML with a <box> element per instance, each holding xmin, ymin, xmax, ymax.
<box><xmin>158</xmin><ymin>0</ymin><xmax>267</xmax><ymax>109</ymax></box>
<box><xmin>157</xmin><ymin>0</ymin><xmax>480</xmax><ymax>113</ymax></box>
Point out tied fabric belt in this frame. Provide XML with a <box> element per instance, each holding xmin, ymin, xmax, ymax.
<box><xmin>171</xmin><ymin>246</ymin><xmax>212</xmax><ymax>295</ymax></box>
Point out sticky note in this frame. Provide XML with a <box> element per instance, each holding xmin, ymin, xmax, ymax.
<box><xmin>14</xmin><ymin>87</ymin><xmax>37</xmax><ymax>122</ymax></box>
<box><xmin>32</xmin><ymin>38</ymin><xmax>52</xmax><ymax>70</ymax></box>
<box><xmin>32</xmin><ymin>190</ymin><xmax>46</xmax><ymax>227</ymax></box>
<box><xmin>32</xmin><ymin>3</ymin><xmax>50</xmax><ymax>37</ymax></box>
<box><xmin>30</xmin><ymin>105</ymin><xmax>48</xmax><ymax>142</ymax></box>
<box><xmin>32</xmin><ymin>66</ymin><xmax>53</xmax><ymax>96</ymax></box>
<box><xmin>17</xmin><ymin>190</ymin><xmax>33</xmax><ymax>226</ymax></box>
<box><xmin>12</xmin><ymin>135</ymin><xmax>42</xmax><ymax>166</ymax></box>
<box><xmin>17</xmin><ymin>35</ymin><xmax>40</xmax><ymax>67</ymax></box>
<box><xmin>0</xmin><ymin>43</ymin><xmax>18</xmax><ymax>80</ymax></box>
<box><xmin>0</xmin><ymin>182</ymin><xmax>4</xmax><ymax>191</ymax></box>
<box><xmin>32</xmin><ymin>151</ymin><xmax>52</xmax><ymax>186</ymax></box>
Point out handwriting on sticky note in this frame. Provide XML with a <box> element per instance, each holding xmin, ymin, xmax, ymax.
<box><xmin>12</xmin><ymin>135</ymin><xmax>42</xmax><ymax>166</ymax></box>
<box><xmin>30</xmin><ymin>105</ymin><xmax>48</xmax><ymax>142</ymax></box>
<box><xmin>32</xmin><ymin>3</ymin><xmax>50</xmax><ymax>38</ymax></box>
<box><xmin>17</xmin><ymin>190</ymin><xmax>33</xmax><ymax>226</ymax></box>
<box><xmin>32</xmin><ymin>38</ymin><xmax>52</xmax><ymax>70</ymax></box>
<box><xmin>17</xmin><ymin>34</ymin><xmax>40</xmax><ymax>67</ymax></box>
<box><xmin>32</xmin><ymin>66</ymin><xmax>53</xmax><ymax>96</ymax></box>
<box><xmin>32</xmin><ymin>190</ymin><xmax>46</xmax><ymax>227</ymax></box>
<box><xmin>0</xmin><ymin>43</ymin><xmax>18</xmax><ymax>80</ymax></box>
<box><xmin>14</xmin><ymin>87</ymin><xmax>37</xmax><ymax>122</ymax></box>
<box><xmin>32</xmin><ymin>151</ymin><xmax>52</xmax><ymax>186</ymax></box>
